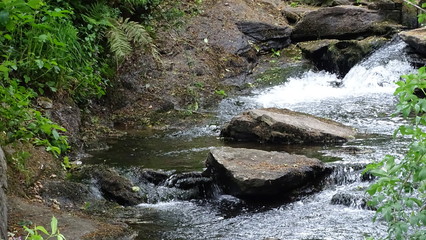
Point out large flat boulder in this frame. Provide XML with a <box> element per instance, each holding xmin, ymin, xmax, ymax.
<box><xmin>220</xmin><ymin>108</ymin><xmax>356</xmax><ymax>144</ymax></box>
<box><xmin>399</xmin><ymin>27</ymin><xmax>426</xmax><ymax>57</ymax></box>
<box><xmin>291</xmin><ymin>5</ymin><xmax>399</xmax><ymax>41</ymax></box>
<box><xmin>204</xmin><ymin>147</ymin><xmax>328</xmax><ymax>198</ymax></box>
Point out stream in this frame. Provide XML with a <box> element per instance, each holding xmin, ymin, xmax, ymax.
<box><xmin>85</xmin><ymin>39</ymin><xmax>415</xmax><ymax>239</ymax></box>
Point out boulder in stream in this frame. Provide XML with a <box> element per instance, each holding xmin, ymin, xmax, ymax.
<box><xmin>220</xmin><ymin>108</ymin><xmax>356</xmax><ymax>144</ymax></box>
<box><xmin>75</xmin><ymin>165</ymin><xmax>146</xmax><ymax>206</ymax></box>
<box><xmin>291</xmin><ymin>5</ymin><xmax>400</xmax><ymax>41</ymax></box>
<box><xmin>297</xmin><ymin>37</ymin><xmax>387</xmax><ymax>77</ymax></box>
<box><xmin>399</xmin><ymin>27</ymin><xmax>426</xmax><ymax>57</ymax></box>
<box><xmin>204</xmin><ymin>147</ymin><xmax>329</xmax><ymax>199</ymax></box>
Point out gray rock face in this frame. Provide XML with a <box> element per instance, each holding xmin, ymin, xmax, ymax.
<box><xmin>236</xmin><ymin>21</ymin><xmax>292</xmax><ymax>52</ymax></box>
<box><xmin>399</xmin><ymin>27</ymin><xmax>426</xmax><ymax>57</ymax></box>
<box><xmin>292</xmin><ymin>6</ymin><xmax>396</xmax><ymax>41</ymax></box>
<box><xmin>0</xmin><ymin>147</ymin><xmax>7</xmax><ymax>240</ymax></box>
<box><xmin>205</xmin><ymin>147</ymin><xmax>328</xmax><ymax>198</ymax></box>
<box><xmin>220</xmin><ymin>108</ymin><xmax>356</xmax><ymax>144</ymax></box>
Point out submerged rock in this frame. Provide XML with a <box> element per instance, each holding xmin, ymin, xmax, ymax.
<box><xmin>220</xmin><ymin>108</ymin><xmax>356</xmax><ymax>144</ymax></box>
<box><xmin>204</xmin><ymin>147</ymin><xmax>329</xmax><ymax>199</ymax></box>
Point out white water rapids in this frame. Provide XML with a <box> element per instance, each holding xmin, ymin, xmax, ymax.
<box><xmin>90</xmin><ymin>39</ymin><xmax>417</xmax><ymax>240</ymax></box>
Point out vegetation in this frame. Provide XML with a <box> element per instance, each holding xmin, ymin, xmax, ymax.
<box><xmin>365</xmin><ymin>4</ymin><xmax>426</xmax><ymax>239</ymax></box>
<box><xmin>366</xmin><ymin>67</ymin><xmax>426</xmax><ymax>240</ymax></box>
<box><xmin>0</xmin><ymin>0</ymin><xmax>196</xmax><ymax>163</ymax></box>
<box><xmin>24</xmin><ymin>216</ymin><xmax>65</xmax><ymax>240</ymax></box>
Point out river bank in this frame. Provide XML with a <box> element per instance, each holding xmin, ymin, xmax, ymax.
<box><xmin>3</xmin><ymin>0</ymin><xmax>425</xmax><ymax>239</ymax></box>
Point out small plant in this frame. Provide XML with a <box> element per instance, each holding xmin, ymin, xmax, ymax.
<box><xmin>214</xmin><ymin>89</ymin><xmax>227</xmax><ymax>97</ymax></box>
<box><xmin>290</xmin><ymin>2</ymin><xmax>299</xmax><ymax>7</ymax></box>
<box><xmin>271</xmin><ymin>48</ymin><xmax>281</xmax><ymax>57</ymax></box>
<box><xmin>23</xmin><ymin>216</ymin><xmax>66</xmax><ymax>240</ymax></box>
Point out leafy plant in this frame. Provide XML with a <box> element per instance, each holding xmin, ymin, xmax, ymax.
<box><xmin>0</xmin><ymin>81</ymin><xmax>69</xmax><ymax>157</ymax></box>
<box><xmin>271</xmin><ymin>48</ymin><xmax>281</xmax><ymax>58</ymax></box>
<box><xmin>214</xmin><ymin>89</ymin><xmax>227</xmax><ymax>97</ymax></box>
<box><xmin>365</xmin><ymin>67</ymin><xmax>426</xmax><ymax>239</ymax></box>
<box><xmin>23</xmin><ymin>216</ymin><xmax>66</xmax><ymax>240</ymax></box>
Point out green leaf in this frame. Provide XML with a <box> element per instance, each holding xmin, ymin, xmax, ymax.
<box><xmin>370</xmin><ymin>169</ymin><xmax>388</xmax><ymax>178</ymax></box>
<box><xmin>35</xmin><ymin>225</ymin><xmax>49</xmax><ymax>235</ymax></box>
<box><xmin>52</xmin><ymin>129</ymin><xmax>60</xmax><ymax>140</ymax></box>
<box><xmin>51</xmin><ymin>216</ymin><xmax>58</xmax><ymax>234</ymax></box>
<box><xmin>27</xmin><ymin>0</ymin><xmax>42</xmax><ymax>9</ymax></box>
<box><xmin>0</xmin><ymin>10</ymin><xmax>10</xmax><ymax>26</ymax></box>
<box><xmin>37</xmin><ymin>34</ymin><xmax>48</xmax><ymax>42</ymax></box>
<box><xmin>4</xmin><ymin>34</ymin><xmax>12</xmax><ymax>40</ymax></box>
<box><xmin>418</xmin><ymin>168</ymin><xmax>426</xmax><ymax>181</ymax></box>
<box><xmin>35</xmin><ymin>59</ymin><xmax>44</xmax><ymax>69</ymax></box>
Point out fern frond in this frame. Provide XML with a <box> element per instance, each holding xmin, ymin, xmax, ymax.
<box><xmin>84</xmin><ymin>2</ymin><xmax>117</xmax><ymax>25</ymax></box>
<box><xmin>106</xmin><ymin>26</ymin><xmax>132</xmax><ymax>61</ymax></box>
<box><xmin>118</xmin><ymin>18</ymin><xmax>152</xmax><ymax>47</ymax></box>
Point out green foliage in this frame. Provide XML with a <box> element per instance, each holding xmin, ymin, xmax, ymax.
<box><xmin>365</xmin><ymin>66</ymin><xmax>426</xmax><ymax>240</ymax></box>
<box><xmin>23</xmin><ymin>216</ymin><xmax>66</xmax><ymax>240</ymax></box>
<box><xmin>0</xmin><ymin>0</ymin><xmax>192</xmax><ymax>162</ymax></box>
<box><xmin>0</xmin><ymin>81</ymin><xmax>68</xmax><ymax>157</ymax></box>
<box><xmin>107</xmin><ymin>17</ymin><xmax>158</xmax><ymax>63</ymax></box>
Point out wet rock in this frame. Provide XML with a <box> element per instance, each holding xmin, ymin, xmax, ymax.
<box><xmin>399</xmin><ymin>27</ymin><xmax>426</xmax><ymax>57</ymax></box>
<box><xmin>220</xmin><ymin>108</ymin><xmax>356</xmax><ymax>144</ymax></box>
<box><xmin>39</xmin><ymin>180</ymin><xmax>96</xmax><ymax>209</ymax></box>
<box><xmin>292</xmin><ymin>6</ymin><xmax>399</xmax><ymax>41</ymax></box>
<box><xmin>331</xmin><ymin>192</ymin><xmax>372</xmax><ymax>209</ymax></box>
<box><xmin>139</xmin><ymin>169</ymin><xmax>170</xmax><ymax>185</ymax></box>
<box><xmin>164</xmin><ymin>172</ymin><xmax>212</xmax><ymax>190</ymax></box>
<box><xmin>324</xmin><ymin>163</ymin><xmax>370</xmax><ymax>186</ymax></box>
<box><xmin>204</xmin><ymin>147</ymin><xmax>329</xmax><ymax>199</ymax></box>
<box><xmin>236</xmin><ymin>21</ymin><xmax>292</xmax><ymax>52</ymax></box>
<box><xmin>0</xmin><ymin>147</ymin><xmax>7</xmax><ymax>240</ymax></box>
<box><xmin>75</xmin><ymin>166</ymin><xmax>146</xmax><ymax>206</ymax></box>
<box><xmin>297</xmin><ymin>37</ymin><xmax>387</xmax><ymax>76</ymax></box>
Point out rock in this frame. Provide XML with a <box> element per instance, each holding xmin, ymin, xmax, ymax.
<box><xmin>164</xmin><ymin>172</ymin><xmax>212</xmax><ymax>190</ymax></box>
<box><xmin>40</xmin><ymin>180</ymin><xmax>96</xmax><ymax>209</ymax></box>
<box><xmin>204</xmin><ymin>147</ymin><xmax>328</xmax><ymax>199</ymax></box>
<box><xmin>292</xmin><ymin>6</ymin><xmax>399</xmax><ymax>41</ymax></box>
<box><xmin>0</xmin><ymin>147</ymin><xmax>7</xmax><ymax>240</ymax></box>
<box><xmin>331</xmin><ymin>192</ymin><xmax>371</xmax><ymax>209</ymax></box>
<box><xmin>235</xmin><ymin>21</ymin><xmax>292</xmax><ymax>52</ymax></box>
<box><xmin>297</xmin><ymin>37</ymin><xmax>387</xmax><ymax>76</ymax></box>
<box><xmin>220</xmin><ymin>108</ymin><xmax>356</xmax><ymax>144</ymax></box>
<box><xmin>75</xmin><ymin>166</ymin><xmax>146</xmax><ymax>206</ymax></box>
<box><xmin>399</xmin><ymin>27</ymin><xmax>426</xmax><ymax>57</ymax></box>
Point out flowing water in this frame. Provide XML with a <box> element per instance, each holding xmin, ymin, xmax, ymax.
<box><xmin>85</xmin><ymin>39</ymin><xmax>415</xmax><ymax>239</ymax></box>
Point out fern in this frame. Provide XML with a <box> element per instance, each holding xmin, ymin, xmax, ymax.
<box><xmin>106</xmin><ymin>25</ymin><xmax>132</xmax><ymax>61</ymax></box>
<box><xmin>108</xmin><ymin>17</ymin><xmax>160</xmax><ymax>63</ymax></box>
<box><xmin>119</xmin><ymin>18</ymin><xmax>152</xmax><ymax>46</ymax></box>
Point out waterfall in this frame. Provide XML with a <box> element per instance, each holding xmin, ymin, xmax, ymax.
<box><xmin>254</xmin><ymin>39</ymin><xmax>413</xmax><ymax>106</ymax></box>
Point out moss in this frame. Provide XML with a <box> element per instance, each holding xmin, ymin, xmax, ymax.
<box><xmin>253</xmin><ymin>64</ymin><xmax>311</xmax><ymax>88</ymax></box>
